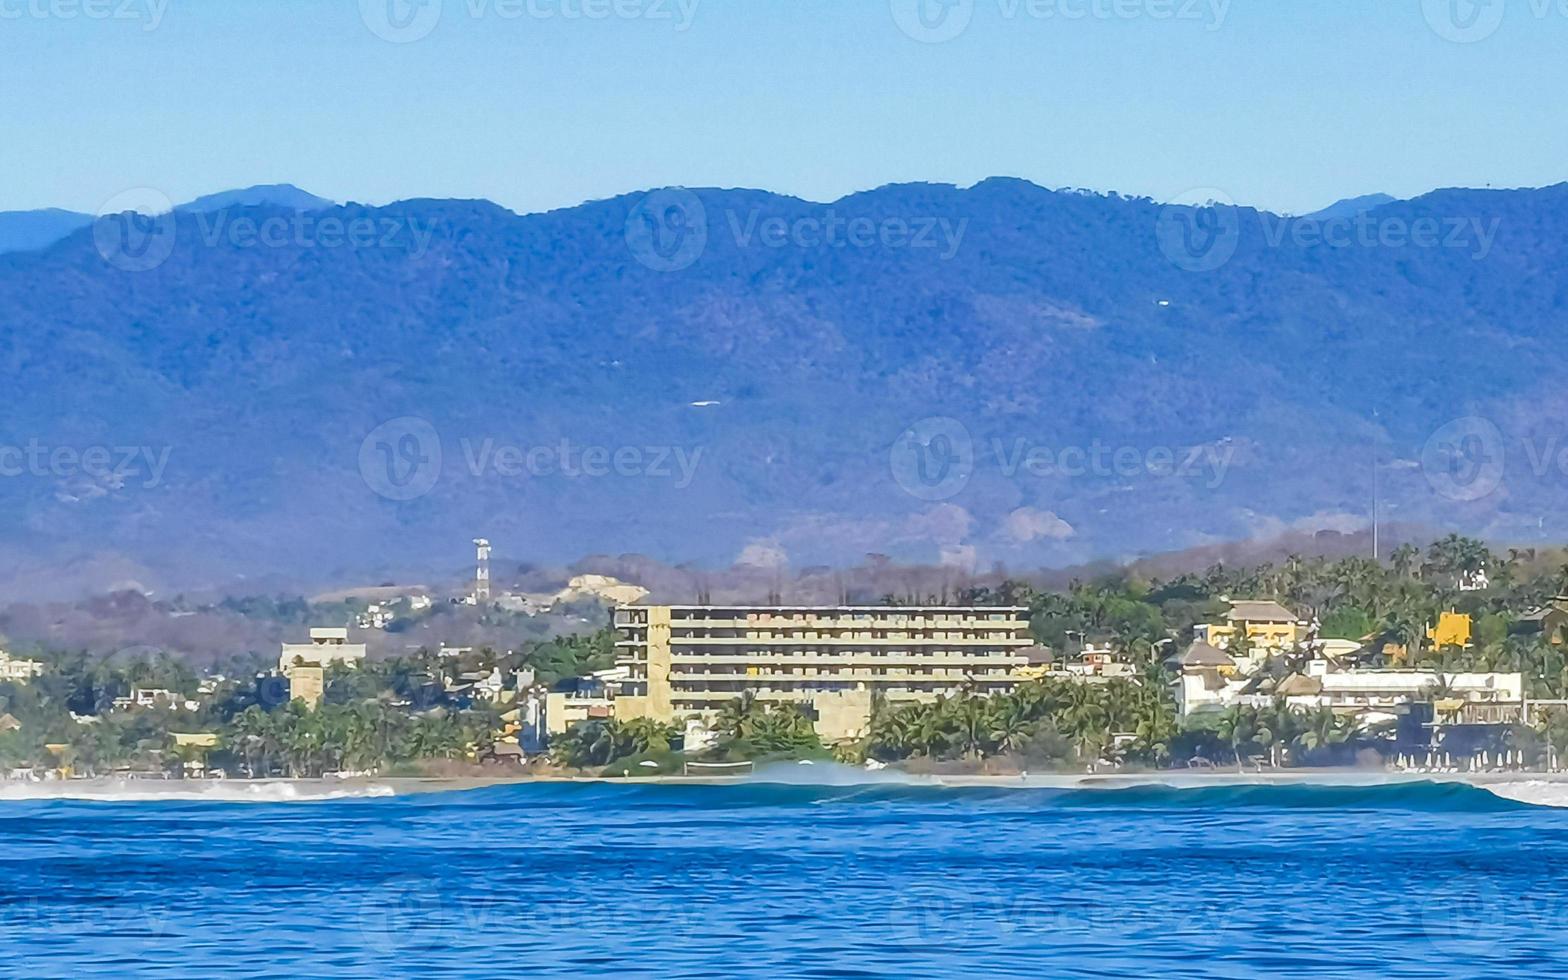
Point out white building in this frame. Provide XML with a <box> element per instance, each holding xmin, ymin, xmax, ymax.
<box><xmin>0</xmin><ymin>651</ymin><xmax>43</xmax><ymax>682</ymax></box>
<box><xmin>1171</xmin><ymin>641</ymin><xmax>1244</xmax><ymax>716</ymax></box>
<box><xmin>112</xmin><ymin>688</ymin><xmax>184</xmax><ymax>711</ymax></box>
<box><xmin>355</xmin><ymin>603</ymin><xmax>394</xmax><ymax>630</ymax></box>
<box><xmin>1282</xmin><ymin>670</ymin><xmax>1523</xmax><ymax>714</ymax></box>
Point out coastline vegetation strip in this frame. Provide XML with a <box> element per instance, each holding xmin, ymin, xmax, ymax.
<box><xmin>4</xmin><ymin>535</ymin><xmax>1568</xmax><ymax>779</ymax></box>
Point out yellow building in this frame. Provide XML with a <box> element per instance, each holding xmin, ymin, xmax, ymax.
<box><xmin>611</xmin><ymin>604</ymin><xmax>1034</xmax><ymax>741</ymax></box>
<box><xmin>1196</xmin><ymin>600</ymin><xmax>1302</xmax><ymax>652</ymax></box>
<box><xmin>1427</xmin><ymin>611</ymin><xmax>1472</xmax><ymax>649</ymax></box>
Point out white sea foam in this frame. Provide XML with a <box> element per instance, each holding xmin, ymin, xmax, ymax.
<box><xmin>1474</xmin><ymin>779</ymin><xmax>1568</xmax><ymax>809</ymax></box>
<box><xmin>0</xmin><ymin>778</ymin><xmax>396</xmax><ymax>803</ymax></box>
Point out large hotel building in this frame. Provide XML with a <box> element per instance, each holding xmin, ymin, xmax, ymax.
<box><xmin>611</xmin><ymin>604</ymin><xmax>1035</xmax><ymax>740</ymax></box>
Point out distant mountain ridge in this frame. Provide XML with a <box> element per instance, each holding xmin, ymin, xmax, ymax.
<box><xmin>0</xmin><ymin>208</ymin><xmax>92</xmax><ymax>254</ymax></box>
<box><xmin>0</xmin><ymin>184</ymin><xmax>334</xmax><ymax>257</ymax></box>
<box><xmin>176</xmin><ymin>184</ymin><xmax>334</xmax><ymax>214</ymax></box>
<box><xmin>2</xmin><ymin>177</ymin><xmax>1567</xmax><ymax>597</ymax></box>
<box><xmin>1301</xmin><ymin>193</ymin><xmax>1399</xmax><ymax>221</ymax></box>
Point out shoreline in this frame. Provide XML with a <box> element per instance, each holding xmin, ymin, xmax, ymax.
<box><xmin>7</xmin><ymin>767</ymin><xmax>1568</xmax><ymax>800</ymax></box>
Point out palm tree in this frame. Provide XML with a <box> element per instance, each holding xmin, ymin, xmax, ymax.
<box><xmin>1061</xmin><ymin>685</ymin><xmax>1109</xmax><ymax>762</ymax></box>
<box><xmin>715</xmin><ymin>692</ymin><xmax>760</xmax><ymax>741</ymax></box>
<box><xmin>909</xmin><ymin>701</ymin><xmax>951</xmax><ymax>758</ymax></box>
<box><xmin>987</xmin><ymin>700</ymin><xmax>1033</xmax><ymax>755</ymax></box>
<box><xmin>950</xmin><ymin>696</ymin><xmax>988</xmax><ymax>761</ymax></box>
<box><xmin>1216</xmin><ymin>705</ymin><xmax>1262</xmax><ymax>770</ymax></box>
<box><xmin>1292</xmin><ymin>707</ymin><xmax>1351</xmax><ymax>760</ymax></box>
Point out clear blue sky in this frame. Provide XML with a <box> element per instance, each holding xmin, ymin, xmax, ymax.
<box><xmin>2</xmin><ymin>0</ymin><xmax>1565</xmax><ymax>216</ymax></box>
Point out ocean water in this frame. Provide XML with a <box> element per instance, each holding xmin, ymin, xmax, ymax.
<box><xmin>2</xmin><ymin>773</ymin><xmax>1566</xmax><ymax>978</ymax></box>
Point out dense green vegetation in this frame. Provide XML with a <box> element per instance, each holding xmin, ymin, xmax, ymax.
<box><xmin>0</xmin><ymin>631</ymin><xmax>621</xmax><ymax>776</ymax></box>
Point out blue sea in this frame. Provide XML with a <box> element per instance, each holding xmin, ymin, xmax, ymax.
<box><xmin>1</xmin><ymin>773</ymin><xmax>1565</xmax><ymax>978</ymax></box>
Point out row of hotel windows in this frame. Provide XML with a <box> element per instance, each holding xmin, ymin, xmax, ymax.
<box><xmin>669</xmin><ymin>610</ymin><xmax>1019</xmax><ymax>618</ymax></box>
<box><xmin>669</xmin><ymin>679</ymin><xmax>1015</xmax><ymax>698</ymax></box>
<box><xmin>664</xmin><ymin>664</ymin><xmax>1016</xmax><ymax>671</ymax></box>
<box><xmin>663</xmin><ymin>631</ymin><xmax>1026</xmax><ymax>641</ymax></box>
<box><xmin>617</xmin><ymin>612</ymin><xmax>1024</xmax><ymax>624</ymax></box>
<box><xmin>665</xmin><ymin>648</ymin><xmax>1026</xmax><ymax>658</ymax></box>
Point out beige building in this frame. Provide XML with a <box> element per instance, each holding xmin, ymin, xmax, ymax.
<box><xmin>280</xmin><ymin>628</ymin><xmax>366</xmax><ymax>708</ymax></box>
<box><xmin>545</xmin><ymin>666</ymin><xmax>627</xmax><ymax>735</ymax></box>
<box><xmin>611</xmin><ymin>604</ymin><xmax>1034</xmax><ymax>741</ymax></box>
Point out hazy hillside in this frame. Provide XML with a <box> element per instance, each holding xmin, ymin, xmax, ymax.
<box><xmin>3</xmin><ymin>178</ymin><xmax>1566</xmax><ymax>597</ymax></box>
<box><xmin>0</xmin><ymin>208</ymin><xmax>91</xmax><ymax>254</ymax></box>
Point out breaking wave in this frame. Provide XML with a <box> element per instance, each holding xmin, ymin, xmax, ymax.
<box><xmin>0</xmin><ymin>778</ymin><xmax>396</xmax><ymax>803</ymax></box>
<box><xmin>391</xmin><ymin>770</ymin><xmax>1561</xmax><ymax>813</ymax></box>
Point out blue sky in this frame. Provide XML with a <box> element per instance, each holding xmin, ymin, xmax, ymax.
<box><xmin>2</xmin><ymin>0</ymin><xmax>1565</xmax><ymax>215</ymax></box>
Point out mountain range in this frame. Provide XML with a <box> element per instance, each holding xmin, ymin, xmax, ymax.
<box><xmin>0</xmin><ymin>185</ymin><xmax>334</xmax><ymax>257</ymax></box>
<box><xmin>2</xmin><ymin>178</ymin><xmax>1565</xmax><ymax>599</ymax></box>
